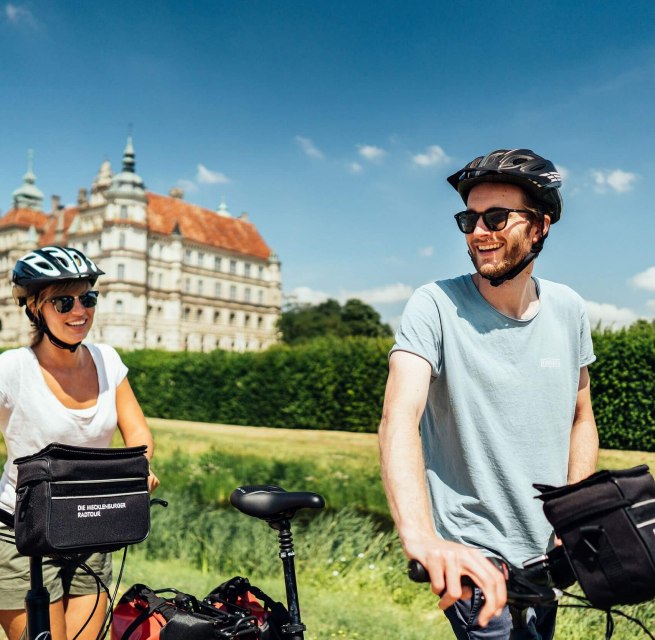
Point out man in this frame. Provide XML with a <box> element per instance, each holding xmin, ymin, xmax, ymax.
<box><xmin>379</xmin><ymin>149</ymin><xmax>598</xmax><ymax>639</ymax></box>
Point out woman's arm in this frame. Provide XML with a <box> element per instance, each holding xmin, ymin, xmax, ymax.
<box><xmin>116</xmin><ymin>377</ymin><xmax>159</xmax><ymax>492</ymax></box>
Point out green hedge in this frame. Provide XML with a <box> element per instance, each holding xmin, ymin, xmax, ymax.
<box><xmin>590</xmin><ymin>321</ymin><xmax>655</xmax><ymax>451</ymax></box>
<box><xmin>122</xmin><ymin>322</ymin><xmax>655</xmax><ymax>449</ymax></box>
<box><xmin>122</xmin><ymin>336</ymin><xmax>391</xmax><ymax>432</ymax></box>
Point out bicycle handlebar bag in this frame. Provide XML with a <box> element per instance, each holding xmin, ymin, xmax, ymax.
<box><xmin>13</xmin><ymin>442</ymin><xmax>150</xmax><ymax>556</ymax></box>
<box><xmin>535</xmin><ymin>465</ymin><xmax>655</xmax><ymax>609</ymax></box>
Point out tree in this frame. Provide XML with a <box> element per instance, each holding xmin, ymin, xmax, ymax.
<box><xmin>278</xmin><ymin>298</ymin><xmax>392</xmax><ymax>344</ymax></box>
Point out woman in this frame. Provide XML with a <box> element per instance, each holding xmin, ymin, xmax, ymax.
<box><xmin>0</xmin><ymin>246</ymin><xmax>159</xmax><ymax>640</ymax></box>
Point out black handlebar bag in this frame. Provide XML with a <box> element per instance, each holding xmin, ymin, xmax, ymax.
<box><xmin>14</xmin><ymin>443</ymin><xmax>150</xmax><ymax>556</ymax></box>
<box><xmin>535</xmin><ymin>465</ymin><xmax>655</xmax><ymax>609</ymax></box>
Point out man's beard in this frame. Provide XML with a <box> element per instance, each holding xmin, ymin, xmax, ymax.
<box><xmin>469</xmin><ymin>231</ymin><xmax>533</xmax><ymax>281</ymax></box>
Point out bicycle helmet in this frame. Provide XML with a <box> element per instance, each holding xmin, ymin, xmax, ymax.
<box><xmin>12</xmin><ymin>246</ymin><xmax>104</xmax><ymax>352</ymax></box>
<box><xmin>447</xmin><ymin>149</ymin><xmax>563</xmax><ymax>286</ymax></box>
<box><xmin>447</xmin><ymin>149</ymin><xmax>563</xmax><ymax>222</ymax></box>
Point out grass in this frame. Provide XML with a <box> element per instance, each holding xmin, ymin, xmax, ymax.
<box><xmin>1</xmin><ymin>418</ymin><xmax>654</xmax><ymax>639</ymax></box>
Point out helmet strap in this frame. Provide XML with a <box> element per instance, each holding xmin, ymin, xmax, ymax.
<box><xmin>473</xmin><ymin>218</ymin><xmax>549</xmax><ymax>287</ymax></box>
<box><xmin>24</xmin><ymin>307</ymin><xmax>83</xmax><ymax>353</ymax></box>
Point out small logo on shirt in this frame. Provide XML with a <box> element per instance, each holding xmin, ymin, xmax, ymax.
<box><xmin>540</xmin><ymin>357</ymin><xmax>561</xmax><ymax>368</ymax></box>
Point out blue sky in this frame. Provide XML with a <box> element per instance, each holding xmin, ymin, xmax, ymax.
<box><xmin>1</xmin><ymin>1</ymin><xmax>654</xmax><ymax>328</ymax></box>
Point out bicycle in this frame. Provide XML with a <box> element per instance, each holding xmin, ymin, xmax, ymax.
<box><xmin>407</xmin><ymin>547</ymin><xmax>655</xmax><ymax>640</ymax></box>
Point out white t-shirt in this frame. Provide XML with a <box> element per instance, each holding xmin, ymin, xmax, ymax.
<box><xmin>0</xmin><ymin>343</ymin><xmax>128</xmax><ymax>512</ymax></box>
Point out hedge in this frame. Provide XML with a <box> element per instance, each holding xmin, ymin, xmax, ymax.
<box><xmin>118</xmin><ymin>321</ymin><xmax>654</xmax><ymax>450</ymax></box>
<box><xmin>589</xmin><ymin>321</ymin><xmax>655</xmax><ymax>451</ymax></box>
<box><xmin>121</xmin><ymin>336</ymin><xmax>392</xmax><ymax>432</ymax></box>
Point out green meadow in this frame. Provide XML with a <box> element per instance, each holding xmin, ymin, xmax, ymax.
<box><xmin>120</xmin><ymin>419</ymin><xmax>655</xmax><ymax>639</ymax></box>
<box><xmin>0</xmin><ymin>420</ymin><xmax>653</xmax><ymax>638</ymax></box>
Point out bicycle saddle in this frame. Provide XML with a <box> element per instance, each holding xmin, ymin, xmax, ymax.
<box><xmin>230</xmin><ymin>485</ymin><xmax>325</xmax><ymax>523</ymax></box>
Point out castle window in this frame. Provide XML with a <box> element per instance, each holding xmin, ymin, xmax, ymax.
<box><xmin>116</xmin><ymin>300</ymin><xmax>124</xmax><ymax>313</ymax></box>
<box><xmin>185</xmin><ymin>250</ymin><xmax>192</xmax><ymax>263</ymax></box>
<box><xmin>244</xmin><ymin>287</ymin><xmax>251</xmax><ymax>302</ymax></box>
<box><xmin>184</xmin><ymin>307</ymin><xmax>190</xmax><ymax>320</ymax></box>
<box><xmin>244</xmin><ymin>263</ymin><xmax>251</xmax><ymax>277</ymax></box>
<box><xmin>196</xmin><ymin>309</ymin><xmax>203</xmax><ymax>321</ymax></box>
<box><xmin>258</xmin><ymin>289</ymin><xmax>264</xmax><ymax>304</ymax></box>
<box><xmin>214</xmin><ymin>311</ymin><xmax>220</xmax><ymax>323</ymax></box>
<box><xmin>117</xmin><ymin>264</ymin><xmax>125</xmax><ymax>280</ymax></box>
<box><xmin>215</xmin><ymin>282</ymin><xmax>222</xmax><ymax>297</ymax></box>
<box><xmin>230</xmin><ymin>285</ymin><xmax>236</xmax><ymax>300</ymax></box>
<box><xmin>185</xmin><ymin>277</ymin><xmax>190</xmax><ymax>293</ymax></box>
<box><xmin>229</xmin><ymin>312</ymin><xmax>236</xmax><ymax>325</ymax></box>
<box><xmin>214</xmin><ymin>256</ymin><xmax>221</xmax><ymax>271</ymax></box>
<box><xmin>258</xmin><ymin>266</ymin><xmax>264</xmax><ymax>279</ymax></box>
<box><xmin>198</xmin><ymin>252</ymin><xmax>204</xmax><ymax>267</ymax></box>
<box><xmin>229</xmin><ymin>260</ymin><xmax>237</xmax><ymax>274</ymax></box>
<box><xmin>197</xmin><ymin>280</ymin><xmax>203</xmax><ymax>295</ymax></box>
<box><xmin>119</xmin><ymin>232</ymin><xmax>126</xmax><ymax>249</ymax></box>
<box><xmin>120</xmin><ymin>205</ymin><xmax>128</xmax><ymax>219</ymax></box>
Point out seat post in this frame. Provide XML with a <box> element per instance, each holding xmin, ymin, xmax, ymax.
<box><xmin>26</xmin><ymin>556</ymin><xmax>51</xmax><ymax>640</ymax></box>
<box><xmin>273</xmin><ymin>518</ymin><xmax>305</xmax><ymax>640</ymax></box>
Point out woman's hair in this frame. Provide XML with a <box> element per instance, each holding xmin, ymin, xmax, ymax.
<box><xmin>28</xmin><ymin>280</ymin><xmax>93</xmax><ymax>348</ymax></box>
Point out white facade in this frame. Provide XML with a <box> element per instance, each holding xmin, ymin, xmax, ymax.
<box><xmin>0</xmin><ymin>141</ymin><xmax>281</xmax><ymax>352</ymax></box>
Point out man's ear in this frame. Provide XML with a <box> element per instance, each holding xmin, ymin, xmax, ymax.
<box><xmin>533</xmin><ymin>214</ymin><xmax>551</xmax><ymax>244</ymax></box>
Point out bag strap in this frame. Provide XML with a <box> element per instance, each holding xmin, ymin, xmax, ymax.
<box><xmin>119</xmin><ymin>586</ymin><xmax>175</xmax><ymax>640</ymax></box>
<box><xmin>208</xmin><ymin>576</ymin><xmax>288</xmax><ymax>623</ymax></box>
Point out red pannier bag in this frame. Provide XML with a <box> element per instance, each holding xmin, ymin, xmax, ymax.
<box><xmin>204</xmin><ymin>576</ymin><xmax>289</xmax><ymax>640</ymax></box>
<box><xmin>111</xmin><ymin>583</ymin><xmax>260</xmax><ymax>639</ymax></box>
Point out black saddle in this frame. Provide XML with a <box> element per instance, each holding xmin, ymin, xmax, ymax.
<box><xmin>230</xmin><ymin>485</ymin><xmax>325</xmax><ymax>523</ymax></box>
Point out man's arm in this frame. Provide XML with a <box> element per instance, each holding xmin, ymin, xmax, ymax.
<box><xmin>568</xmin><ymin>366</ymin><xmax>598</xmax><ymax>484</ymax></box>
<box><xmin>379</xmin><ymin>350</ymin><xmax>505</xmax><ymax>626</ymax></box>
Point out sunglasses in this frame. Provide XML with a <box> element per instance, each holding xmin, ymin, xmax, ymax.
<box><xmin>48</xmin><ymin>291</ymin><xmax>99</xmax><ymax>314</ymax></box>
<box><xmin>454</xmin><ymin>208</ymin><xmax>534</xmax><ymax>234</ymax></box>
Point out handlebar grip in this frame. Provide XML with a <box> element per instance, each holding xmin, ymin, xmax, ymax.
<box><xmin>407</xmin><ymin>560</ymin><xmax>476</xmax><ymax>589</ymax></box>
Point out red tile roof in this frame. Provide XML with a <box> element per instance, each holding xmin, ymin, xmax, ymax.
<box><xmin>39</xmin><ymin>208</ymin><xmax>80</xmax><ymax>245</ymax></box>
<box><xmin>0</xmin><ymin>208</ymin><xmax>49</xmax><ymax>230</ymax></box>
<box><xmin>1</xmin><ymin>194</ymin><xmax>273</xmax><ymax>261</ymax></box>
<box><xmin>146</xmin><ymin>192</ymin><xmax>271</xmax><ymax>259</ymax></box>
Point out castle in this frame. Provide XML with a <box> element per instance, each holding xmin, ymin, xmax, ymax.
<box><xmin>0</xmin><ymin>140</ymin><xmax>281</xmax><ymax>351</ymax></box>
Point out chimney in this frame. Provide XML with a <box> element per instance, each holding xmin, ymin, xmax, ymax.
<box><xmin>51</xmin><ymin>195</ymin><xmax>61</xmax><ymax>212</ymax></box>
<box><xmin>239</xmin><ymin>212</ymin><xmax>249</xmax><ymax>222</ymax></box>
<box><xmin>169</xmin><ymin>187</ymin><xmax>184</xmax><ymax>199</ymax></box>
<box><xmin>77</xmin><ymin>188</ymin><xmax>88</xmax><ymax>207</ymax></box>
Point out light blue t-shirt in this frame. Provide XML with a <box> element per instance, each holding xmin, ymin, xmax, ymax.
<box><xmin>392</xmin><ymin>275</ymin><xmax>595</xmax><ymax>566</ymax></box>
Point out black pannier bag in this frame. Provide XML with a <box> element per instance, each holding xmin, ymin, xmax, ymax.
<box><xmin>535</xmin><ymin>465</ymin><xmax>655</xmax><ymax>609</ymax></box>
<box><xmin>14</xmin><ymin>442</ymin><xmax>150</xmax><ymax>556</ymax></box>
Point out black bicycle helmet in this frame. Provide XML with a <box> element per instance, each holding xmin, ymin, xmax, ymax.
<box><xmin>447</xmin><ymin>149</ymin><xmax>563</xmax><ymax>223</ymax></box>
<box><xmin>12</xmin><ymin>246</ymin><xmax>104</xmax><ymax>306</ymax></box>
<box><xmin>12</xmin><ymin>246</ymin><xmax>104</xmax><ymax>352</ymax></box>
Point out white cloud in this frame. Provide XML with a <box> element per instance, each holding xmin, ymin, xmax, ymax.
<box><xmin>287</xmin><ymin>282</ymin><xmax>414</xmax><ymax>307</ymax></box>
<box><xmin>585</xmin><ymin>300</ymin><xmax>640</xmax><ymax>330</ymax></box>
<box><xmin>357</xmin><ymin>144</ymin><xmax>386</xmax><ymax>163</ymax></box>
<box><xmin>631</xmin><ymin>266</ymin><xmax>655</xmax><ymax>292</ymax></box>
<box><xmin>295</xmin><ymin>136</ymin><xmax>324</xmax><ymax>159</ymax></box>
<box><xmin>348</xmin><ymin>162</ymin><xmax>363</xmax><ymax>174</ymax></box>
<box><xmin>412</xmin><ymin>145</ymin><xmax>450</xmax><ymax>167</ymax></box>
<box><xmin>555</xmin><ymin>165</ymin><xmax>569</xmax><ymax>182</ymax></box>
<box><xmin>176</xmin><ymin>179</ymin><xmax>198</xmax><ymax>193</ymax></box>
<box><xmin>591</xmin><ymin>169</ymin><xmax>638</xmax><ymax>194</ymax></box>
<box><xmin>4</xmin><ymin>3</ymin><xmax>36</xmax><ymax>27</ymax></box>
<box><xmin>418</xmin><ymin>246</ymin><xmax>434</xmax><ymax>257</ymax></box>
<box><xmin>196</xmin><ymin>164</ymin><xmax>230</xmax><ymax>185</ymax></box>
<box><xmin>338</xmin><ymin>283</ymin><xmax>413</xmax><ymax>305</ymax></box>
<box><xmin>287</xmin><ymin>286</ymin><xmax>329</xmax><ymax>305</ymax></box>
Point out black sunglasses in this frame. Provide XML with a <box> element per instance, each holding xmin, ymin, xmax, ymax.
<box><xmin>48</xmin><ymin>290</ymin><xmax>99</xmax><ymax>314</ymax></box>
<box><xmin>454</xmin><ymin>208</ymin><xmax>534</xmax><ymax>234</ymax></box>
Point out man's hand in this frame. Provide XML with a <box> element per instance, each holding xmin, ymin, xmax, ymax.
<box><xmin>404</xmin><ymin>534</ymin><xmax>507</xmax><ymax>627</ymax></box>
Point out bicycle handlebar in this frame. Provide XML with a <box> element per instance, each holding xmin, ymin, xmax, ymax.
<box><xmin>407</xmin><ymin>549</ymin><xmax>568</xmax><ymax>609</ymax></box>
